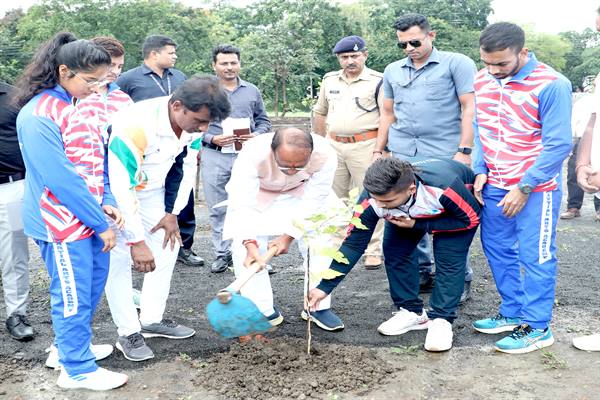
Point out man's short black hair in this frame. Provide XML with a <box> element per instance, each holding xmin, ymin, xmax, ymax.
<box><xmin>363</xmin><ymin>157</ymin><xmax>416</xmax><ymax>196</ymax></box>
<box><xmin>212</xmin><ymin>44</ymin><xmax>241</xmax><ymax>63</ymax></box>
<box><xmin>393</xmin><ymin>13</ymin><xmax>431</xmax><ymax>32</ymax></box>
<box><xmin>479</xmin><ymin>22</ymin><xmax>525</xmax><ymax>53</ymax></box>
<box><xmin>170</xmin><ymin>74</ymin><xmax>231</xmax><ymax>122</ymax></box>
<box><xmin>142</xmin><ymin>35</ymin><xmax>177</xmax><ymax>59</ymax></box>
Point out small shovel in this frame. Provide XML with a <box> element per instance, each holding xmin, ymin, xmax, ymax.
<box><xmin>206</xmin><ymin>246</ymin><xmax>278</xmax><ymax>338</ymax></box>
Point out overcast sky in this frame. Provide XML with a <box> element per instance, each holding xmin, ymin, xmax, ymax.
<box><xmin>1</xmin><ymin>0</ymin><xmax>598</xmax><ymax>34</ymax></box>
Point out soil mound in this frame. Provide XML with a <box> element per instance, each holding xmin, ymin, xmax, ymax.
<box><xmin>193</xmin><ymin>337</ymin><xmax>400</xmax><ymax>399</ymax></box>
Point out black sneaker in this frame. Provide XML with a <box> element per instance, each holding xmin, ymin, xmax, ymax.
<box><xmin>6</xmin><ymin>314</ymin><xmax>34</xmax><ymax>341</ymax></box>
<box><xmin>177</xmin><ymin>248</ymin><xmax>205</xmax><ymax>266</ymax></box>
<box><xmin>141</xmin><ymin>319</ymin><xmax>196</xmax><ymax>339</ymax></box>
<box><xmin>211</xmin><ymin>254</ymin><xmax>233</xmax><ymax>273</ymax></box>
<box><xmin>116</xmin><ymin>333</ymin><xmax>154</xmax><ymax>362</ymax></box>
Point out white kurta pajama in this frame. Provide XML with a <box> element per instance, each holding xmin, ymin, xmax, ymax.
<box><xmin>223</xmin><ymin>132</ymin><xmax>339</xmax><ymax>317</ymax></box>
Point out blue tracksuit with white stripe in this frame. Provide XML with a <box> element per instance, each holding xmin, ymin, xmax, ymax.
<box><xmin>16</xmin><ymin>85</ymin><xmax>115</xmax><ymax>376</ymax></box>
<box><xmin>473</xmin><ymin>54</ymin><xmax>572</xmax><ymax>329</ymax></box>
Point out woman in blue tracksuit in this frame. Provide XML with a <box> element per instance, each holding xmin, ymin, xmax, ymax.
<box><xmin>13</xmin><ymin>32</ymin><xmax>128</xmax><ymax>391</ymax></box>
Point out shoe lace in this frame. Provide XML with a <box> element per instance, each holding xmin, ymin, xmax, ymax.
<box><xmin>508</xmin><ymin>324</ymin><xmax>532</xmax><ymax>340</ymax></box>
<box><xmin>16</xmin><ymin>314</ymin><xmax>31</xmax><ymax>326</ymax></box>
<box><xmin>160</xmin><ymin>319</ymin><xmax>179</xmax><ymax>328</ymax></box>
<box><xmin>492</xmin><ymin>313</ymin><xmax>506</xmax><ymax>321</ymax></box>
<box><xmin>127</xmin><ymin>333</ymin><xmax>145</xmax><ymax>348</ymax></box>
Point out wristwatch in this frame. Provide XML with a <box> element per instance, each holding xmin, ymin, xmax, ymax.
<box><xmin>517</xmin><ymin>182</ymin><xmax>533</xmax><ymax>195</ymax></box>
<box><xmin>457</xmin><ymin>147</ymin><xmax>472</xmax><ymax>155</ymax></box>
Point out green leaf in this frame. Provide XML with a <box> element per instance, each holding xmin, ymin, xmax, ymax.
<box><xmin>353</xmin><ymin>203</ymin><xmax>365</xmax><ymax>213</ymax></box>
<box><xmin>323</xmin><ymin>225</ymin><xmax>340</xmax><ymax>234</ymax></box>
<box><xmin>319</xmin><ymin>247</ymin><xmax>349</xmax><ymax>264</ymax></box>
<box><xmin>306</xmin><ymin>213</ymin><xmax>327</xmax><ymax>223</ymax></box>
<box><xmin>348</xmin><ymin>187</ymin><xmax>360</xmax><ymax>200</ymax></box>
<box><xmin>350</xmin><ymin>217</ymin><xmax>368</xmax><ymax>230</ymax></box>
<box><xmin>319</xmin><ymin>269</ymin><xmax>345</xmax><ymax>280</ymax></box>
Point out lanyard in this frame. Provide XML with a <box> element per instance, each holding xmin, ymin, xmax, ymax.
<box><xmin>149</xmin><ymin>73</ymin><xmax>172</xmax><ymax>95</ymax></box>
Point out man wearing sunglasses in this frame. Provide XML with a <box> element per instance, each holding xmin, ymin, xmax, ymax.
<box><xmin>222</xmin><ymin>127</ymin><xmax>345</xmax><ymax>332</ymax></box>
<box><xmin>373</xmin><ymin>13</ymin><xmax>477</xmax><ymax>303</ymax></box>
<box><xmin>313</xmin><ymin>35</ymin><xmax>385</xmax><ymax>271</ymax></box>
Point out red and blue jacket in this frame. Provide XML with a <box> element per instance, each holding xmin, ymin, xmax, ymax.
<box><xmin>317</xmin><ymin>157</ymin><xmax>481</xmax><ymax>294</ymax></box>
<box><xmin>16</xmin><ymin>85</ymin><xmax>114</xmax><ymax>242</ymax></box>
<box><xmin>472</xmin><ymin>53</ymin><xmax>572</xmax><ymax>191</ymax></box>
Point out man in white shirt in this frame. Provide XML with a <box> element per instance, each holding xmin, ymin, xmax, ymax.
<box><xmin>222</xmin><ymin>127</ymin><xmax>345</xmax><ymax>331</ymax></box>
<box><xmin>106</xmin><ymin>76</ymin><xmax>230</xmax><ymax>361</ymax></box>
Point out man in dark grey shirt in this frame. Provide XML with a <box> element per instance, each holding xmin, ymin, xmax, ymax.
<box><xmin>116</xmin><ymin>35</ymin><xmax>186</xmax><ymax>102</ymax></box>
<box><xmin>202</xmin><ymin>44</ymin><xmax>271</xmax><ymax>273</ymax></box>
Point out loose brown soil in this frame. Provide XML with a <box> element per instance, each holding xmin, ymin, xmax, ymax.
<box><xmin>193</xmin><ymin>337</ymin><xmax>400</xmax><ymax>400</ymax></box>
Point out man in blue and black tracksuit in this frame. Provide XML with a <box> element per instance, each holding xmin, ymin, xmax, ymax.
<box><xmin>307</xmin><ymin>157</ymin><xmax>481</xmax><ymax>352</ymax></box>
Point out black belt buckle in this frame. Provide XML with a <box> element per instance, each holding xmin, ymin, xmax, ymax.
<box><xmin>204</xmin><ymin>142</ymin><xmax>223</xmax><ymax>152</ymax></box>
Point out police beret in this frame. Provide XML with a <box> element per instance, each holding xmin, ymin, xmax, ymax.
<box><xmin>332</xmin><ymin>35</ymin><xmax>366</xmax><ymax>54</ymax></box>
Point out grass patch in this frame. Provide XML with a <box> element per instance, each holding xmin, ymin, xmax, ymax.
<box><xmin>391</xmin><ymin>345</ymin><xmax>421</xmax><ymax>356</ymax></box>
<box><xmin>540</xmin><ymin>349</ymin><xmax>567</xmax><ymax>369</ymax></box>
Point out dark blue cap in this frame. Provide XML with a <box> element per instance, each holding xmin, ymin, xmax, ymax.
<box><xmin>332</xmin><ymin>35</ymin><xmax>366</xmax><ymax>54</ymax></box>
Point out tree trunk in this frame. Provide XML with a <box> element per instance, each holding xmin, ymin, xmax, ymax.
<box><xmin>273</xmin><ymin>78</ymin><xmax>279</xmax><ymax>118</ymax></box>
<box><xmin>281</xmin><ymin>77</ymin><xmax>288</xmax><ymax>118</ymax></box>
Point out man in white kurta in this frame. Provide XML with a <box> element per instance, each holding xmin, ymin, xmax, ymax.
<box><xmin>223</xmin><ymin>127</ymin><xmax>345</xmax><ymax>331</ymax></box>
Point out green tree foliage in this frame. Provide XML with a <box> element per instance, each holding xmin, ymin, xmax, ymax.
<box><xmin>560</xmin><ymin>28</ymin><xmax>600</xmax><ymax>88</ymax></box>
<box><xmin>524</xmin><ymin>27</ymin><xmax>572</xmax><ymax>72</ymax></box>
<box><xmin>1</xmin><ymin>0</ymin><xmax>597</xmax><ymax>105</ymax></box>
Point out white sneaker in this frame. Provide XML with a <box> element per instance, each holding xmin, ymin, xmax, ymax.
<box><xmin>377</xmin><ymin>308</ymin><xmax>429</xmax><ymax>336</ymax></box>
<box><xmin>56</xmin><ymin>367</ymin><xmax>128</xmax><ymax>391</ymax></box>
<box><xmin>573</xmin><ymin>333</ymin><xmax>600</xmax><ymax>352</ymax></box>
<box><xmin>45</xmin><ymin>344</ymin><xmax>114</xmax><ymax>369</ymax></box>
<box><xmin>424</xmin><ymin>318</ymin><xmax>453</xmax><ymax>352</ymax></box>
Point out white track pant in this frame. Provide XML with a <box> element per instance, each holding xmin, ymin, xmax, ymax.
<box><xmin>104</xmin><ymin>189</ymin><xmax>179</xmax><ymax>337</ymax></box>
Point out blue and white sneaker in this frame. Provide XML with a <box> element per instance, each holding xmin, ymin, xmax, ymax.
<box><xmin>494</xmin><ymin>324</ymin><xmax>554</xmax><ymax>354</ymax></box>
<box><xmin>266</xmin><ymin>308</ymin><xmax>284</xmax><ymax>327</ymax></box>
<box><xmin>472</xmin><ymin>313</ymin><xmax>521</xmax><ymax>334</ymax></box>
<box><xmin>301</xmin><ymin>309</ymin><xmax>344</xmax><ymax>331</ymax></box>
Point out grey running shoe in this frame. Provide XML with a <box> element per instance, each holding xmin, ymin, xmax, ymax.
<box><xmin>116</xmin><ymin>333</ymin><xmax>154</xmax><ymax>362</ymax></box>
<box><xmin>140</xmin><ymin>319</ymin><xmax>196</xmax><ymax>339</ymax></box>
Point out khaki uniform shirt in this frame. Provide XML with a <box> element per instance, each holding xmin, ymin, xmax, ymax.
<box><xmin>313</xmin><ymin>67</ymin><xmax>383</xmax><ymax>136</ymax></box>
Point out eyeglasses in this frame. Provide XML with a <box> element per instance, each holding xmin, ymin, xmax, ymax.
<box><xmin>397</xmin><ymin>37</ymin><xmax>427</xmax><ymax>50</ymax></box>
<box><xmin>69</xmin><ymin>70</ymin><xmax>108</xmax><ymax>88</ymax></box>
<box><xmin>274</xmin><ymin>154</ymin><xmax>307</xmax><ymax>173</ymax></box>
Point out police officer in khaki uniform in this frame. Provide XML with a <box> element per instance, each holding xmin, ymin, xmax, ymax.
<box><xmin>313</xmin><ymin>35</ymin><xmax>384</xmax><ymax>269</ymax></box>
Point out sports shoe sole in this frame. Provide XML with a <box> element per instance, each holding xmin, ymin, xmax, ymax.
<box><xmin>140</xmin><ymin>330</ymin><xmax>196</xmax><ymax>340</ymax></box>
<box><xmin>56</xmin><ymin>369</ymin><xmax>128</xmax><ymax>391</ymax></box>
<box><xmin>301</xmin><ymin>310</ymin><xmax>344</xmax><ymax>332</ymax></box>
<box><xmin>115</xmin><ymin>342</ymin><xmax>154</xmax><ymax>362</ymax></box>
<box><xmin>268</xmin><ymin>314</ymin><xmax>284</xmax><ymax>327</ymax></box>
<box><xmin>378</xmin><ymin>320</ymin><xmax>430</xmax><ymax>336</ymax></box>
<box><xmin>494</xmin><ymin>336</ymin><xmax>555</xmax><ymax>354</ymax></box>
<box><xmin>472</xmin><ymin>324</ymin><xmax>519</xmax><ymax>334</ymax></box>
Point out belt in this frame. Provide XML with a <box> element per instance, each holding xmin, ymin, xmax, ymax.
<box><xmin>203</xmin><ymin>142</ymin><xmax>223</xmax><ymax>151</ymax></box>
<box><xmin>333</xmin><ymin>130</ymin><xmax>378</xmax><ymax>144</ymax></box>
<box><xmin>0</xmin><ymin>172</ymin><xmax>25</xmax><ymax>184</ymax></box>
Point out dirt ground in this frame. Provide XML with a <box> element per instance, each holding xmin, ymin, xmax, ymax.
<box><xmin>1</xmin><ymin>150</ymin><xmax>600</xmax><ymax>399</ymax></box>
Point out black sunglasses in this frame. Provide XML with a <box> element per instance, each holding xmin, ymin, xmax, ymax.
<box><xmin>397</xmin><ymin>39</ymin><xmax>424</xmax><ymax>49</ymax></box>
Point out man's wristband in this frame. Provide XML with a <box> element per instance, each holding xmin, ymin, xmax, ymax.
<box><xmin>242</xmin><ymin>239</ymin><xmax>258</xmax><ymax>247</ymax></box>
<box><xmin>373</xmin><ymin>151</ymin><xmax>383</xmax><ymax>155</ymax></box>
